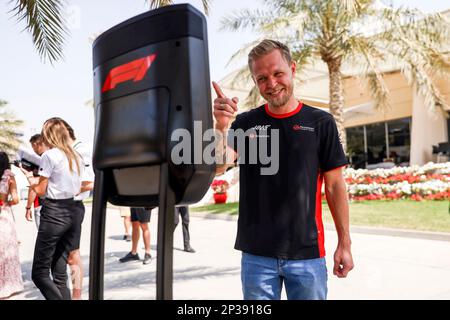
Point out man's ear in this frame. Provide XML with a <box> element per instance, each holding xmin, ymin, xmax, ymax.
<box><xmin>291</xmin><ymin>61</ymin><xmax>297</xmax><ymax>75</ymax></box>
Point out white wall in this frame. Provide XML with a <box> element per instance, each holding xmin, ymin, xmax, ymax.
<box><xmin>410</xmin><ymin>90</ymin><xmax>448</xmax><ymax>165</ymax></box>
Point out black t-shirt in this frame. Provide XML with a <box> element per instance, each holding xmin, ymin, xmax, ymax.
<box><xmin>228</xmin><ymin>102</ymin><xmax>347</xmax><ymax>260</ymax></box>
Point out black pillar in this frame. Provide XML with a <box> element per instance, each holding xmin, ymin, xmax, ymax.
<box><xmin>89</xmin><ymin>170</ymin><xmax>108</xmax><ymax>300</ymax></box>
<box><xmin>156</xmin><ymin>163</ymin><xmax>175</xmax><ymax>300</ymax></box>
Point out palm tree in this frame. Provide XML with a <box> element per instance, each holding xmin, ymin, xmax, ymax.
<box><xmin>10</xmin><ymin>0</ymin><xmax>68</xmax><ymax>64</ymax></box>
<box><xmin>0</xmin><ymin>100</ymin><xmax>24</xmax><ymax>156</ymax></box>
<box><xmin>221</xmin><ymin>0</ymin><xmax>450</xmax><ymax>150</ymax></box>
<box><xmin>10</xmin><ymin>0</ymin><xmax>212</xmax><ymax>64</ymax></box>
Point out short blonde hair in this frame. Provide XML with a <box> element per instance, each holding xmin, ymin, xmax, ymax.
<box><xmin>248</xmin><ymin>39</ymin><xmax>292</xmax><ymax>71</ymax></box>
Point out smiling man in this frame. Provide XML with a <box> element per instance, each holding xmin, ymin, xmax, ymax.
<box><xmin>212</xmin><ymin>39</ymin><xmax>354</xmax><ymax>300</ymax></box>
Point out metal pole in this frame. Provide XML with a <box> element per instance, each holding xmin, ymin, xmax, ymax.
<box><xmin>156</xmin><ymin>163</ymin><xmax>175</xmax><ymax>300</ymax></box>
<box><xmin>89</xmin><ymin>170</ymin><xmax>108</xmax><ymax>300</ymax></box>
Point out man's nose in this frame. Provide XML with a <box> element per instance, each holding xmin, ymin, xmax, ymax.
<box><xmin>266</xmin><ymin>76</ymin><xmax>277</xmax><ymax>89</ymax></box>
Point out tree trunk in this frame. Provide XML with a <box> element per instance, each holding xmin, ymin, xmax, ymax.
<box><xmin>327</xmin><ymin>58</ymin><xmax>347</xmax><ymax>153</ymax></box>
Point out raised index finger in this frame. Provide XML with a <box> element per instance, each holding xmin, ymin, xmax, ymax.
<box><xmin>212</xmin><ymin>81</ymin><xmax>226</xmax><ymax>99</ymax></box>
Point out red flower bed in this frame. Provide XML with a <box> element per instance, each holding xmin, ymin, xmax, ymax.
<box><xmin>345</xmin><ymin>173</ymin><xmax>449</xmax><ymax>185</ymax></box>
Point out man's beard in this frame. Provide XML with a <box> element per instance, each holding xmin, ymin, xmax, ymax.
<box><xmin>263</xmin><ymin>85</ymin><xmax>294</xmax><ymax>108</ymax></box>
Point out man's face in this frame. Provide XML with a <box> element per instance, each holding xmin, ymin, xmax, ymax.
<box><xmin>250</xmin><ymin>49</ymin><xmax>296</xmax><ymax>108</ymax></box>
<box><xmin>31</xmin><ymin>142</ymin><xmax>47</xmax><ymax>156</ymax></box>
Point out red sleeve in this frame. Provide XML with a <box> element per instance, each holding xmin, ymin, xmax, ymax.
<box><xmin>34</xmin><ymin>197</ymin><xmax>39</xmax><ymax>208</ymax></box>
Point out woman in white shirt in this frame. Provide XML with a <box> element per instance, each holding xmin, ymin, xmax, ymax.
<box><xmin>22</xmin><ymin>118</ymin><xmax>82</xmax><ymax>300</ymax></box>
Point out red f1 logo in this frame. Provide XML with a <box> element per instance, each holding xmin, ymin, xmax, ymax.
<box><xmin>102</xmin><ymin>54</ymin><xmax>157</xmax><ymax>93</ymax></box>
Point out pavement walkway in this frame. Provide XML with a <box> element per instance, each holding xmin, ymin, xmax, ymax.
<box><xmin>7</xmin><ymin>202</ymin><xmax>450</xmax><ymax>300</ymax></box>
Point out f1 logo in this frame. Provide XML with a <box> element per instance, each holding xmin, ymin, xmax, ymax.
<box><xmin>102</xmin><ymin>54</ymin><xmax>157</xmax><ymax>93</ymax></box>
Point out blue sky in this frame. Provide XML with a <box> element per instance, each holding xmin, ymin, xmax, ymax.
<box><xmin>1</xmin><ymin>0</ymin><xmax>448</xmax><ymax>148</ymax></box>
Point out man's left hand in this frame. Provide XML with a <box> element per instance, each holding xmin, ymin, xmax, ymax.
<box><xmin>333</xmin><ymin>244</ymin><xmax>354</xmax><ymax>278</ymax></box>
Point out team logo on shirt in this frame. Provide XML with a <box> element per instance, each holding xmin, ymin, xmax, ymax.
<box><xmin>293</xmin><ymin>124</ymin><xmax>315</xmax><ymax>132</ymax></box>
<box><xmin>249</xmin><ymin>125</ymin><xmax>271</xmax><ymax>138</ymax></box>
<box><xmin>252</xmin><ymin>125</ymin><xmax>271</xmax><ymax>131</ymax></box>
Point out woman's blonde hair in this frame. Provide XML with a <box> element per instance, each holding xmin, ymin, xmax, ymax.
<box><xmin>42</xmin><ymin>118</ymin><xmax>81</xmax><ymax>174</ymax></box>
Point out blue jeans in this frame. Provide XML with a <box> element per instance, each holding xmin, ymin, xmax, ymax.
<box><xmin>241</xmin><ymin>252</ymin><xmax>328</xmax><ymax>300</ymax></box>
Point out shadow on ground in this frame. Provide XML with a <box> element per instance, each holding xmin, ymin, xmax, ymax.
<box><xmin>17</xmin><ymin>251</ymin><xmax>240</xmax><ymax>300</ymax></box>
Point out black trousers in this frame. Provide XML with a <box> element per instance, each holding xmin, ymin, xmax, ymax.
<box><xmin>174</xmin><ymin>206</ymin><xmax>190</xmax><ymax>247</ymax></box>
<box><xmin>32</xmin><ymin>198</ymin><xmax>77</xmax><ymax>300</ymax></box>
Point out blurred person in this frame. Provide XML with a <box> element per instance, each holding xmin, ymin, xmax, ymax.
<box><xmin>22</xmin><ymin>118</ymin><xmax>83</xmax><ymax>300</ymax></box>
<box><xmin>24</xmin><ymin>134</ymin><xmax>48</xmax><ymax>228</ymax></box>
<box><xmin>174</xmin><ymin>206</ymin><xmax>195</xmax><ymax>253</ymax></box>
<box><xmin>0</xmin><ymin>152</ymin><xmax>23</xmax><ymax>299</ymax></box>
<box><xmin>119</xmin><ymin>207</ymin><xmax>152</xmax><ymax>265</ymax></box>
<box><xmin>47</xmin><ymin>117</ymin><xmax>94</xmax><ymax>300</ymax></box>
<box><xmin>119</xmin><ymin>207</ymin><xmax>132</xmax><ymax>241</ymax></box>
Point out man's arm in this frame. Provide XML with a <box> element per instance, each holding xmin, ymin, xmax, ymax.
<box><xmin>80</xmin><ymin>181</ymin><xmax>94</xmax><ymax>193</ymax></box>
<box><xmin>212</xmin><ymin>81</ymin><xmax>239</xmax><ymax>176</ymax></box>
<box><xmin>214</xmin><ymin>127</ymin><xmax>237</xmax><ymax>176</ymax></box>
<box><xmin>25</xmin><ymin>187</ymin><xmax>37</xmax><ymax>221</ymax></box>
<box><xmin>7</xmin><ymin>176</ymin><xmax>19</xmax><ymax>206</ymax></box>
<box><xmin>26</xmin><ymin>175</ymin><xmax>48</xmax><ymax>197</ymax></box>
<box><xmin>323</xmin><ymin>167</ymin><xmax>354</xmax><ymax>278</ymax></box>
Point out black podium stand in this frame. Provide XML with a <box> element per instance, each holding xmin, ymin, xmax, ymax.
<box><xmin>88</xmin><ymin>4</ymin><xmax>214</xmax><ymax>300</ymax></box>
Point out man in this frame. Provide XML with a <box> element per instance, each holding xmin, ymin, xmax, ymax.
<box><xmin>174</xmin><ymin>206</ymin><xmax>195</xmax><ymax>253</ymax></box>
<box><xmin>212</xmin><ymin>39</ymin><xmax>354</xmax><ymax>300</ymax></box>
<box><xmin>119</xmin><ymin>207</ymin><xmax>152</xmax><ymax>265</ymax></box>
<box><xmin>25</xmin><ymin>134</ymin><xmax>48</xmax><ymax>228</ymax></box>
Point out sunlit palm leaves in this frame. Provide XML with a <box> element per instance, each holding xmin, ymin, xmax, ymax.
<box><xmin>10</xmin><ymin>1</ymin><xmax>212</xmax><ymax>64</ymax></box>
<box><xmin>221</xmin><ymin>0</ymin><xmax>450</xmax><ymax>150</ymax></box>
<box><xmin>10</xmin><ymin>0</ymin><xmax>68</xmax><ymax>64</ymax></box>
<box><xmin>0</xmin><ymin>100</ymin><xmax>24</xmax><ymax>156</ymax></box>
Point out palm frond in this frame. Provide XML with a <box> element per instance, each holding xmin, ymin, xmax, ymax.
<box><xmin>364</xmin><ymin>7</ymin><xmax>450</xmax><ymax>113</ymax></box>
<box><xmin>146</xmin><ymin>0</ymin><xmax>174</xmax><ymax>9</ymax></box>
<box><xmin>345</xmin><ymin>35</ymin><xmax>391</xmax><ymax>111</ymax></box>
<box><xmin>364</xmin><ymin>72</ymin><xmax>390</xmax><ymax>112</ymax></box>
<box><xmin>229</xmin><ymin>65</ymin><xmax>254</xmax><ymax>88</ymax></box>
<box><xmin>0</xmin><ymin>100</ymin><xmax>24</xmax><ymax>155</ymax></box>
<box><xmin>263</xmin><ymin>0</ymin><xmax>300</xmax><ymax>14</ymax></box>
<box><xmin>401</xmin><ymin>60</ymin><xmax>449</xmax><ymax>114</ymax></box>
<box><xmin>222</xmin><ymin>0</ymin><xmax>450</xmax><ymax>147</ymax></box>
<box><xmin>11</xmin><ymin>0</ymin><xmax>68</xmax><ymax>64</ymax></box>
<box><xmin>201</xmin><ymin>0</ymin><xmax>212</xmax><ymax>16</ymax></box>
<box><xmin>262</xmin><ymin>13</ymin><xmax>313</xmax><ymax>41</ymax></box>
<box><xmin>226</xmin><ymin>39</ymin><xmax>262</xmax><ymax>68</ymax></box>
<box><xmin>336</xmin><ymin>0</ymin><xmax>373</xmax><ymax>15</ymax></box>
<box><xmin>291</xmin><ymin>44</ymin><xmax>315</xmax><ymax>69</ymax></box>
<box><xmin>373</xmin><ymin>8</ymin><xmax>449</xmax><ymax>64</ymax></box>
<box><xmin>220</xmin><ymin>9</ymin><xmax>274</xmax><ymax>32</ymax></box>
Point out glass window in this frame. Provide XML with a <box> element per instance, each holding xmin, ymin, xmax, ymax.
<box><xmin>346</xmin><ymin>117</ymin><xmax>411</xmax><ymax>168</ymax></box>
<box><xmin>347</xmin><ymin>126</ymin><xmax>366</xmax><ymax>169</ymax></box>
<box><xmin>387</xmin><ymin>118</ymin><xmax>411</xmax><ymax>165</ymax></box>
<box><xmin>366</xmin><ymin>122</ymin><xmax>386</xmax><ymax>164</ymax></box>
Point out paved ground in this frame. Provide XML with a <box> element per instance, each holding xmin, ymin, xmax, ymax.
<box><xmin>8</xmin><ymin>202</ymin><xmax>450</xmax><ymax>300</ymax></box>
